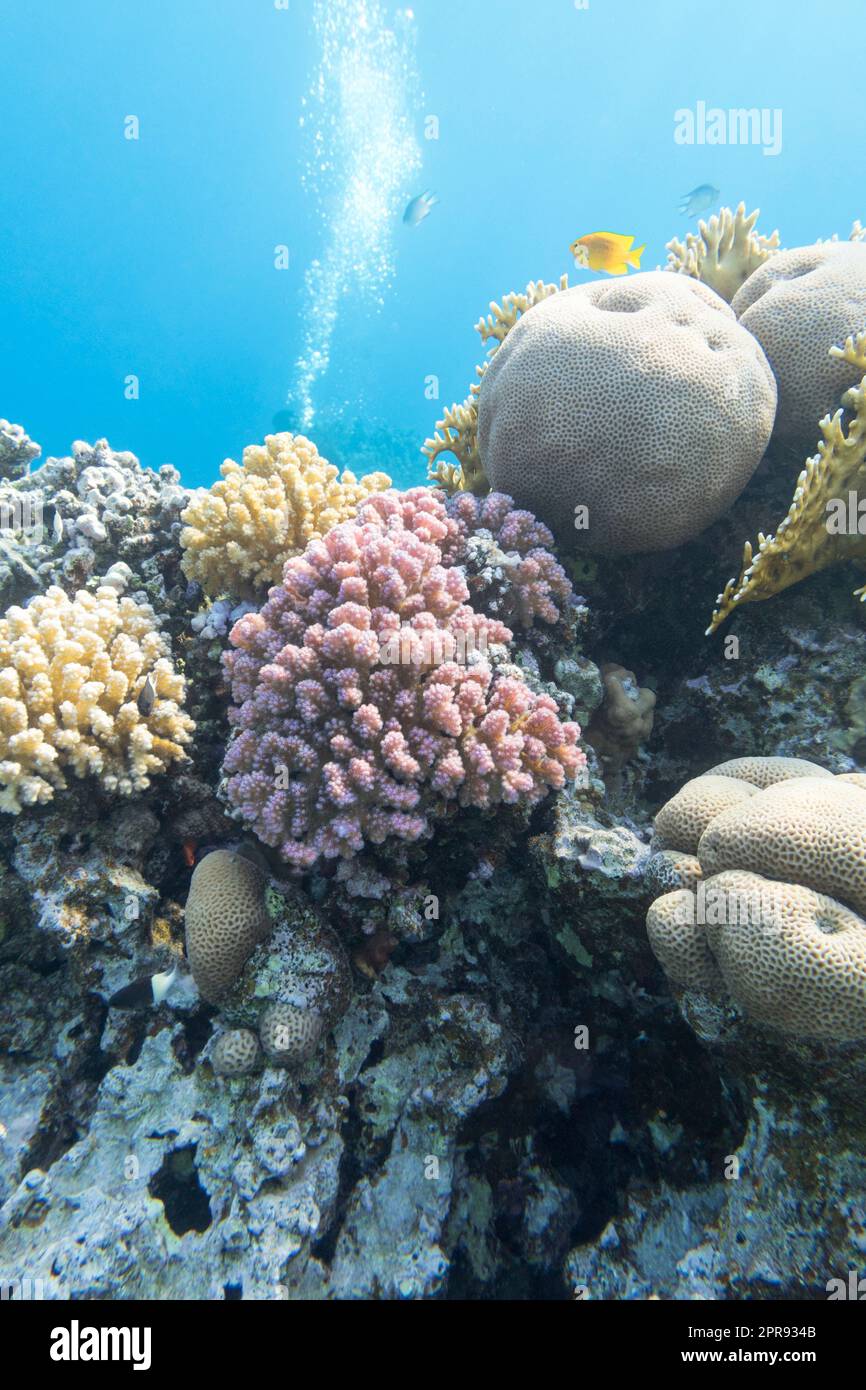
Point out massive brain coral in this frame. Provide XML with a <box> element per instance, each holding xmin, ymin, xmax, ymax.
<box><xmin>476</xmin><ymin>271</ymin><xmax>777</xmax><ymax>553</ymax></box>
<box><xmin>646</xmin><ymin>756</ymin><xmax>866</xmax><ymax>1040</ymax></box>
<box><xmin>0</xmin><ymin>583</ymin><xmax>193</xmax><ymax>813</ymax></box>
<box><xmin>222</xmin><ymin>488</ymin><xmax>584</xmax><ymax>869</ymax></box>
<box><xmin>732</xmin><ymin>242</ymin><xmax>866</xmax><ymax>451</ymax></box>
<box><xmin>180</xmin><ymin>431</ymin><xmax>391</xmax><ymax>598</ymax></box>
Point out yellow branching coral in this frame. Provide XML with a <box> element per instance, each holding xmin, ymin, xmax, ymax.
<box><xmin>0</xmin><ymin>584</ymin><xmax>194</xmax><ymax>813</ymax></box>
<box><xmin>707</xmin><ymin>332</ymin><xmax>866</xmax><ymax>634</ymax></box>
<box><xmin>180</xmin><ymin>433</ymin><xmax>391</xmax><ymax>597</ymax></box>
<box><xmin>423</xmin><ymin>277</ymin><xmax>569</xmax><ymax>495</ymax></box>
<box><xmin>665</xmin><ymin>203</ymin><xmax>780</xmax><ymax>303</ymax></box>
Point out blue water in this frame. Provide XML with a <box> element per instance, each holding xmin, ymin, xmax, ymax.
<box><xmin>1</xmin><ymin>0</ymin><xmax>860</xmax><ymax>489</ymax></box>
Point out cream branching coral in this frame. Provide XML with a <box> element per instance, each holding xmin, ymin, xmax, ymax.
<box><xmin>707</xmin><ymin>332</ymin><xmax>866</xmax><ymax>634</ymax></box>
<box><xmin>180</xmin><ymin>432</ymin><xmax>391</xmax><ymax>598</ymax></box>
<box><xmin>665</xmin><ymin>203</ymin><xmax>780</xmax><ymax>303</ymax></box>
<box><xmin>0</xmin><ymin>584</ymin><xmax>193</xmax><ymax>813</ymax></box>
<box><xmin>423</xmin><ymin>277</ymin><xmax>569</xmax><ymax>495</ymax></box>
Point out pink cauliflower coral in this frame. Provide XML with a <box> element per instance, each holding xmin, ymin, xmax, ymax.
<box><xmin>444</xmin><ymin>491</ymin><xmax>575</xmax><ymax>630</ymax></box>
<box><xmin>223</xmin><ymin>487</ymin><xmax>584</xmax><ymax>869</ymax></box>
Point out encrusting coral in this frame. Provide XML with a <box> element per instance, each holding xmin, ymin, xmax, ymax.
<box><xmin>222</xmin><ymin>487</ymin><xmax>585</xmax><ymax>869</ymax></box>
<box><xmin>707</xmin><ymin>332</ymin><xmax>866</xmax><ymax>634</ymax></box>
<box><xmin>423</xmin><ymin>277</ymin><xmax>569</xmax><ymax>496</ymax></box>
<box><xmin>664</xmin><ymin>203</ymin><xmax>780</xmax><ymax>303</ymax></box>
<box><xmin>180</xmin><ymin>432</ymin><xmax>391</xmax><ymax>599</ymax></box>
<box><xmin>646</xmin><ymin>757</ymin><xmax>866</xmax><ymax>1040</ymax></box>
<box><xmin>0</xmin><ymin>582</ymin><xmax>193</xmax><ymax>813</ymax></box>
<box><xmin>476</xmin><ymin>272</ymin><xmax>776</xmax><ymax>551</ymax></box>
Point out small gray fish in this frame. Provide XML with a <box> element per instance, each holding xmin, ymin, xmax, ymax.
<box><xmin>51</xmin><ymin>510</ymin><xmax>63</xmax><ymax>544</ymax></box>
<box><xmin>137</xmin><ymin>673</ymin><xmax>156</xmax><ymax>716</ymax></box>
<box><xmin>679</xmin><ymin>184</ymin><xmax>720</xmax><ymax>217</ymax></box>
<box><xmin>403</xmin><ymin>190</ymin><xmax>439</xmax><ymax>227</ymax></box>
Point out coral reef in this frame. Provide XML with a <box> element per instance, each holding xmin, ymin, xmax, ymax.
<box><xmin>222</xmin><ymin>488</ymin><xmax>584</xmax><ymax>868</ymax></box>
<box><xmin>664</xmin><ymin>203</ymin><xmax>780</xmax><ymax>303</ymax></box>
<box><xmin>0</xmin><ymin>582</ymin><xmax>193</xmax><ymax>813</ymax></box>
<box><xmin>708</xmin><ymin>333</ymin><xmax>866</xmax><ymax>633</ymax></box>
<box><xmin>7</xmin><ymin>199</ymin><xmax>866</xmax><ymax>1304</ymax></box>
<box><xmin>180</xmin><ymin>432</ymin><xmax>391</xmax><ymax>599</ymax></box>
<box><xmin>476</xmin><ymin>272</ymin><xmax>776</xmax><ymax>551</ymax></box>
<box><xmin>732</xmin><ymin>241</ymin><xmax>866</xmax><ymax>451</ymax></box>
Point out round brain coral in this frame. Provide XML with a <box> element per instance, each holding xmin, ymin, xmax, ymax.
<box><xmin>259</xmin><ymin>1003</ymin><xmax>322</xmax><ymax>1067</ymax></box>
<box><xmin>180</xmin><ymin>432</ymin><xmax>391</xmax><ymax>598</ymax></box>
<box><xmin>705</xmin><ymin>755</ymin><xmax>833</xmax><ymax>788</ymax></box>
<box><xmin>697</xmin><ymin>777</ymin><xmax>866</xmax><ymax>917</ymax></box>
<box><xmin>476</xmin><ymin>271</ymin><xmax>777</xmax><ymax>553</ymax></box>
<box><xmin>184</xmin><ymin>849</ymin><xmax>272</xmax><ymax>1003</ymax></box>
<box><xmin>649</xmin><ymin>869</ymin><xmax>866</xmax><ymax>1042</ymax></box>
<box><xmin>732</xmin><ymin>242</ymin><xmax>866</xmax><ymax>452</ymax></box>
<box><xmin>0</xmin><ymin>583</ymin><xmax>193</xmax><ymax>813</ymax></box>
<box><xmin>647</xmin><ymin>761</ymin><xmax>866</xmax><ymax>1040</ymax></box>
<box><xmin>653</xmin><ymin>773</ymin><xmax>758</xmax><ymax>855</ymax></box>
<box><xmin>212</xmin><ymin>1028</ymin><xmax>261</xmax><ymax>1077</ymax></box>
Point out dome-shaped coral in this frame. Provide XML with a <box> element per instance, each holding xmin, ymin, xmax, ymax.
<box><xmin>184</xmin><ymin>849</ymin><xmax>271</xmax><ymax>1003</ymax></box>
<box><xmin>732</xmin><ymin>242</ymin><xmax>866</xmax><ymax>451</ymax></box>
<box><xmin>211</xmin><ymin>1028</ymin><xmax>262</xmax><ymax>1077</ymax></box>
<box><xmin>649</xmin><ymin>870</ymin><xmax>866</xmax><ymax>1041</ymax></box>
<box><xmin>477</xmin><ymin>272</ymin><xmax>776</xmax><ymax>553</ymax></box>
<box><xmin>646</xmin><ymin>760</ymin><xmax>866</xmax><ymax>1040</ymax></box>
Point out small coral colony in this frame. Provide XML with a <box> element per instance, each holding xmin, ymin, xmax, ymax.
<box><xmin>2</xmin><ymin>200</ymin><xmax>866</xmax><ymax>1076</ymax></box>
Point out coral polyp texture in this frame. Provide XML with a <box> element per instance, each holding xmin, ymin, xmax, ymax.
<box><xmin>258</xmin><ymin>1002</ymin><xmax>322</xmax><ymax>1066</ymax></box>
<box><xmin>475</xmin><ymin>271</ymin><xmax>777</xmax><ymax>552</ymax></box>
<box><xmin>211</xmin><ymin>1027</ymin><xmax>262</xmax><ymax>1077</ymax></box>
<box><xmin>708</xmin><ymin>333</ymin><xmax>866</xmax><ymax>633</ymax></box>
<box><xmin>732</xmin><ymin>241</ymin><xmax>866</xmax><ymax>451</ymax></box>
<box><xmin>646</xmin><ymin>758</ymin><xmax>866</xmax><ymax>1039</ymax></box>
<box><xmin>184</xmin><ymin>849</ymin><xmax>271</xmax><ymax>1002</ymax></box>
<box><xmin>664</xmin><ymin>203</ymin><xmax>780</xmax><ymax>303</ymax></box>
<box><xmin>0</xmin><ymin>582</ymin><xmax>193</xmax><ymax>813</ymax></box>
<box><xmin>222</xmin><ymin>487</ymin><xmax>584</xmax><ymax>868</ymax></box>
<box><xmin>180</xmin><ymin>431</ymin><xmax>391</xmax><ymax>599</ymax></box>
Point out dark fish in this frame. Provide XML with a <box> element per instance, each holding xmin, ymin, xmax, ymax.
<box><xmin>137</xmin><ymin>674</ymin><xmax>156</xmax><ymax>716</ymax></box>
<box><xmin>109</xmin><ymin>964</ymin><xmax>180</xmax><ymax>1010</ymax></box>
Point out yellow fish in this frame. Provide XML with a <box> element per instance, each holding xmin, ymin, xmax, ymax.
<box><xmin>570</xmin><ymin>231</ymin><xmax>645</xmax><ymax>276</ymax></box>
